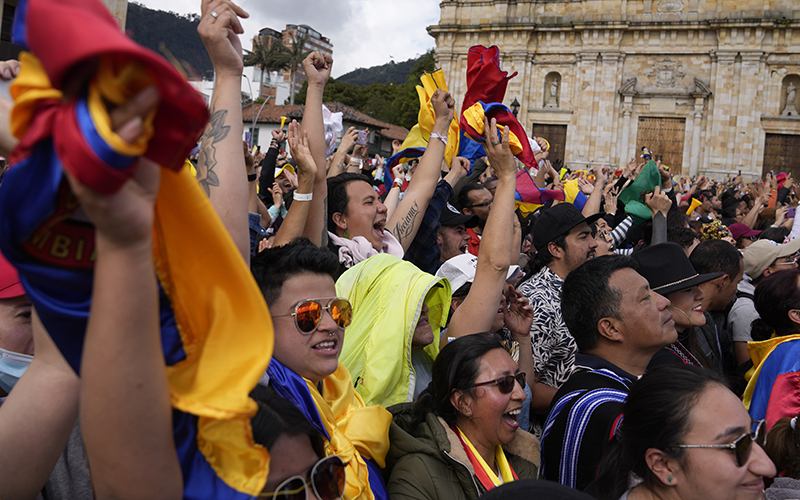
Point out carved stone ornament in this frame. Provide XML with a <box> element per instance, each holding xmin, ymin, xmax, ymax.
<box><xmin>657</xmin><ymin>0</ymin><xmax>683</xmax><ymax>12</ymax></box>
<box><xmin>693</xmin><ymin>77</ymin><xmax>711</xmax><ymax>95</ymax></box>
<box><xmin>618</xmin><ymin>77</ymin><xmax>637</xmax><ymax>94</ymax></box>
<box><xmin>646</xmin><ymin>58</ymin><xmax>686</xmax><ymax>88</ymax></box>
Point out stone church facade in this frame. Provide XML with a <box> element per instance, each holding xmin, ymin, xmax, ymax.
<box><xmin>428</xmin><ymin>0</ymin><xmax>800</xmax><ymax>179</ymax></box>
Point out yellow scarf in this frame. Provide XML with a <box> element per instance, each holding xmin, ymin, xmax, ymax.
<box><xmin>455</xmin><ymin>426</ymin><xmax>516</xmax><ymax>487</ymax></box>
<box><xmin>306</xmin><ymin>363</ymin><xmax>392</xmax><ymax>500</ymax></box>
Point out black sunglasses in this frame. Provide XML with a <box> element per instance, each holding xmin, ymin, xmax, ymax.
<box><xmin>470</xmin><ymin>373</ymin><xmax>526</xmax><ymax>394</ymax></box>
<box><xmin>671</xmin><ymin>419</ymin><xmax>766</xmax><ymax>467</ymax></box>
<box><xmin>466</xmin><ymin>200</ymin><xmax>493</xmax><ymax>209</ymax></box>
<box><xmin>260</xmin><ymin>454</ymin><xmax>346</xmax><ymax>500</ymax></box>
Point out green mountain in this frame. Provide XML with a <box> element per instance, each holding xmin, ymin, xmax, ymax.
<box><xmin>125</xmin><ymin>2</ymin><xmax>213</xmax><ymax>79</ymax></box>
<box><xmin>337</xmin><ymin>55</ymin><xmax>425</xmax><ymax>86</ymax></box>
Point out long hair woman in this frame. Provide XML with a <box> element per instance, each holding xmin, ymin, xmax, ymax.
<box><xmin>587</xmin><ymin>365</ymin><xmax>775</xmax><ymax>500</ymax></box>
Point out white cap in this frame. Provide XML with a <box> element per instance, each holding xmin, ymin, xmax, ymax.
<box><xmin>436</xmin><ymin>253</ymin><xmax>521</xmax><ymax>292</ymax></box>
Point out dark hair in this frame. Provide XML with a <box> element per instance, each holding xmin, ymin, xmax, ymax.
<box><xmin>250</xmin><ymin>237</ymin><xmax>340</xmax><ymax>306</ymax></box>
<box><xmin>666</xmin><ymin>210</ymin><xmax>689</xmax><ymax>230</ymax></box>
<box><xmin>720</xmin><ymin>205</ymin><xmax>739</xmax><ymax>220</ymax></box>
<box><xmin>561</xmin><ymin>255</ymin><xmax>637</xmax><ymax>351</ymax></box>
<box><xmin>249</xmin><ymin>384</ymin><xmax>326</xmax><ymax>457</ymax></box>
<box><xmin>456</xmin><ymin>183</ymin><xmax>488</xmax><ymax>212</ymax></box>
<box><xmin>326</xmin><ymin>172</ymin><xmax>373</xmax><ymax>235</ymax></box>
<box><xmin>667</xmin><ymin>226</ymin><xmax>699</xmax><ymax>251</ymax></box>
<box><xmin>689</xmin><ymin>239</ymin><xmax>742</xmax><ymax>277</ymax></box>
<box><xmin>765</xmin><ymin>413</ymin><xmax>800</xmax><ymax>478</ymax></box>
<box><xmin>413</xmin><ymin>333</ymin><xmax>504</xmax><ymax>426</ymax></box>
<box><xmin>752</xmin><ymin>268</ymin><xmax>800</xmax><ymax>336</ymax></box>
<box><xmin>521</xmin><ymin>232</ymin><xmax>568</xmax><ymax>278</ymax></box>
<box><xmin>759</xmin><ymin>226</ymin><xmax>790</xmax><ymax>244</ymax></box>
<box><xmin>586</xmin><ymin>365</ymin><xmax>727</xmax><ymax>500</ymax></box>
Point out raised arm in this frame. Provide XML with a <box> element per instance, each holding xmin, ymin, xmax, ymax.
<box><xmin>70</xmin><ymin>73</ymin><xmax>182</xmax><ymax>497</ymax></box>
<box><xmin>300</xmin><ymin>52</ymin><xmax>333</xmax><ymax>247</ymax></box>
<box><xmin>273</xmin><ymin>121</ymin><xmax>317</xmax><ymax>247</ymax></box>
<box><xmin>443</xmin><ymin>119</ymin><xmax>516</xmax><ymax>345</ymax></box>
<box><xmin>327</xmin><ymin>127</ymin><xmax>357</xmax><ymax>178</ymax></box>
<box><xmin>388</xmin><ymin>90</ymin><xmax>455</xmax><ymax>252</ymax></box>
<box><xmin>581</xmin><ymin>166</ymin><xmax>608</xmax><ymax>217</ymax></box>
<box><xmin>0</xmin><ymin>312</ymin><xmax>80</xmax><ymax>500</ymax></box>
<box><xmin>196</xmin><ymin>0</ymin><xmax>250</xmax><ymax>262</ymax></box>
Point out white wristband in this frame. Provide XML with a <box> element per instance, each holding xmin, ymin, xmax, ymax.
<box><xmin>393</xmin><ymin>179</ymin><xmax>403</xmax><ymax>188</ymax></box>
<box><xmin>293</xmin><ymin>192</ymin><xmax>313</xmax><ymax>202</ymax></box>
<box><xmin>430</xmin><ymin>132</ymin><xmax>447</xmax><ymax>146</ymax></box>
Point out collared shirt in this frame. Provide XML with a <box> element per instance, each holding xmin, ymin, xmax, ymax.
<box><xmin>517</xmin><ymin>265</ymin><xmax>577</xmax><ymax>438</ymax></box>
<box><xmin>517</xmin><ymin>266</ymin><xmax>577</xmax><ymax>389</ymax></box>
<box><xmin>404</xmin><ymin>179</ymin><xmax>454</xmax><ymax>274</ymax></box>
<box><xmin>541</xmin><ymin>353</ymin><xmax>636</xmax><ymax>491</ymax></box>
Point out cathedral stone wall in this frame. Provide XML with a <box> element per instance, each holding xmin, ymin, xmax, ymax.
<box><xmin>428</xmin><ymin>0</ymin><xmax>800</xmax><ymax>179</ymax></box>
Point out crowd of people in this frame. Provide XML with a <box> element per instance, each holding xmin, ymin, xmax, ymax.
<box><xmin>1</xmin><ymin>0</ymin><xmax>799</xmax><ymax>499</ymax></box>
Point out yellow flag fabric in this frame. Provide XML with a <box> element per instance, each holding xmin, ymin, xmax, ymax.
<box><xmin>307</xmin><ymin>363</ymin><xmax>392</xmax><ymax>500</ymax></box>
<box><xmin>462</xmin><ymin>102</ymin><xmax>526</xmax><ymax>157</ymax></box>
<box><xmin>742</xmin><ymin>333</ymin><xmax>800</xmax><ymax>410</ymax></box>
<box><xmin>155</xmin><ymin>162</ymin><xmax>274</xmax><ymax>494</ymax></box>
<box><xmin>336</xmin><ymin>254</ymin><xmax>451</xmax><ymax>407</ymax></box>
<box><xmin>396</xmin><ymin>70</ymin><xmax>460</xmax><ymax>168</ymax></box>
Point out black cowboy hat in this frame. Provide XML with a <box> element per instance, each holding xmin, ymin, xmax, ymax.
<box><xmin>632</xmin><ymin>242</ymin><xmax>723</xmax><ymax>296</ymax></box>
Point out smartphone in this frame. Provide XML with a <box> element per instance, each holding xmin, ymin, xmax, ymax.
<box><xmin>356</xmin><ymin>130</ymin><xmax>367</xmax><ymax>146</ymax></box>
<box><xmin>789</xmin><ymin>207</ymin><xmax>796</xmax><ymax>218</ymax></box>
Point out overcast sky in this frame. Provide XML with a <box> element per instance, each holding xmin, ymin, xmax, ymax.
<box><xmin>133</xmin><ymin>0</ymin><xmax>440</xmax><ymax>78</ymax></box>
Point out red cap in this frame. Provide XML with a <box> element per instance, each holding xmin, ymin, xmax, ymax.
<box><xmin>0</xmin><ymin>252</ymin><xmax>25</xmax><ymax>299</ymax></box>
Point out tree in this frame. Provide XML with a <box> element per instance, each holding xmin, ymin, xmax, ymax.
<box><xmin>243</xmin><ymin>35</ymin><xmax>290</xmax><ymax>99</ymax></box>
<box><xmin>286</xmin><ymin>33</ymin><xmax>311</xmax><ymax>105</ymax></box>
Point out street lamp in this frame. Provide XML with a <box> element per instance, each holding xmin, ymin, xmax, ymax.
<box><xmin>510</xmin><ymin>97</ymin><xmax>520</xmax><ymax>117</ymax></box>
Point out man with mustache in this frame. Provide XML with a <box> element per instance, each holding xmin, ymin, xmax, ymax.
<box><xmin>516</xmin><ymin>203</ymin><xmax>600</xmax><ymax>437</ymax></box>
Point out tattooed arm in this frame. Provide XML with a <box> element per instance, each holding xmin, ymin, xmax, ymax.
<box><xmin>300</xmin><ymin>52</ymin><xmax>332</xmax><ymax>247</ymax></box>
<box><xmin>444</xmin><ymin>119</ymin><xmax>517</xmax><ymax>345</ymax></box>
<box><xmin>387</xmin><ymin>89</ymin><xmax>455</xmax><ymax>252</ymax></box>
<box><xmin>196</xmin><ymin>0</ymin><xmax>250</xmax><ymax>263</ymax></box>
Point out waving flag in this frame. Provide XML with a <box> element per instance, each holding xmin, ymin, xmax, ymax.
<box><xmin>459</xmin><ymin>46</ymin><xmax>536</xmax><ymax>168</ymax></box>
<box><xmin>515</xmin><ymin>169</ymin><xmax>565</xmax><ymax>216</ymax></box>
<box><xmin>384</xmin><ymin>70</ymin><xmax>460</xmax><ymax>186</ymax></box>
<box><xmin>0</xmin><ymin>0</ymin><xmax>273</xmax><ymax>497</ymax></box>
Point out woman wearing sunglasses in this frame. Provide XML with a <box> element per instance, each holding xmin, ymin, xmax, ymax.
<box><xmin>587</xmin><ymin>365</ymin><xmax>775</xmax><ymax>500</ymax></box>
<box><xmin>743</xmin><ymin>268</ymin><xmax>800</xmax><ymax>428</ymax></box>
<box><xmin>250</xmin><ymin>386</ymin><xmax>346</xmax><ymax>500</ymax></box>
<box><xmin>387</xmin><ymin>334</ymin><xmax>540</xmax><ymax>500</ymax></box>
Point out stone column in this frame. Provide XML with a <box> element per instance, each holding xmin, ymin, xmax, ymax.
<box><xmin>706</xmin><ymin>51</ymin><xmax>736</xmax><ymax>172</ymax></box>
<box><xmin>733</xmin><ymin>52</ymin><xmax>764</xmax><ymax>173</ymax></box>
<box><xmin>571</xmin><ymin>51</ymin><xmax>600</xmax><ymax>163</ymax></box>
<box><xmin>688</xmin><ymin>99</ymin><xmax>705</xmax><ymax>177</ymax></box>
<box><xmin>619</xmin><ymin>97</ymin><xmax>634</xmax><ymax>169</ymax></box>
<box><xmin>592</xmin><ymin>52</ymin><xmax>623</xmax><ymax>163</ymax></box>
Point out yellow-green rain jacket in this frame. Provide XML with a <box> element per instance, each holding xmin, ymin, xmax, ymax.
<box><xmin>336</xmin><ymin>254</ymin><xmax>452</xmax><ymax>407</ymax></box>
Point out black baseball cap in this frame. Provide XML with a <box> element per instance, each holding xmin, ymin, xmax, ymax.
<box><xmin>440</xmin><ymin>203</ymin><xmax>479</xmax><ymax>228</ymax></box>
<box><xmin>533</xmin><ymin>203</ymin><xmax>603</xmax><ymax>251</ymax></box>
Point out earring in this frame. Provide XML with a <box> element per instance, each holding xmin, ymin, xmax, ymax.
<box><xmin>667</xmin><ymin>476</ymin><xmax>672</xmax><ymax>483</ymax></box>
<box><xmin>344</xmin><ymin>231</ymin><xmax>350</xmax><ymax>239</ymax></box>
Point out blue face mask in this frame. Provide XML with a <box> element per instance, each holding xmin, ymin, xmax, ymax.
<box><xmin>0</xmin><ymin>347</ymin><xmax>33</xmax><ymax>394</ymax></box>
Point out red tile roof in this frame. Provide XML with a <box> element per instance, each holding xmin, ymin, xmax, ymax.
<box><xmin>243</xmin><ymin>102</ymin><xmax>408</xmax><ymax>141</ymax></box>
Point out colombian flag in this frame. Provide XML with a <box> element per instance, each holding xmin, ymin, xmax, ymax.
<box><xmin>0</xmin><ymin>0</ymin><xmax>273</xmax><ymax>497</ymax></box>
<box><xmin>514</xmin><ymin>169</ymin><xmax>565</xmax><ymax>216</ymax></box>
<box><xmin>459</xmin><ymin>46</ymin><xmax>536</xmax><ymax>168</ymax></box>
<box><xmin>744</xmin><ymin>335</ymin><xmax>800</xmax><ymax>428</ymax></box>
